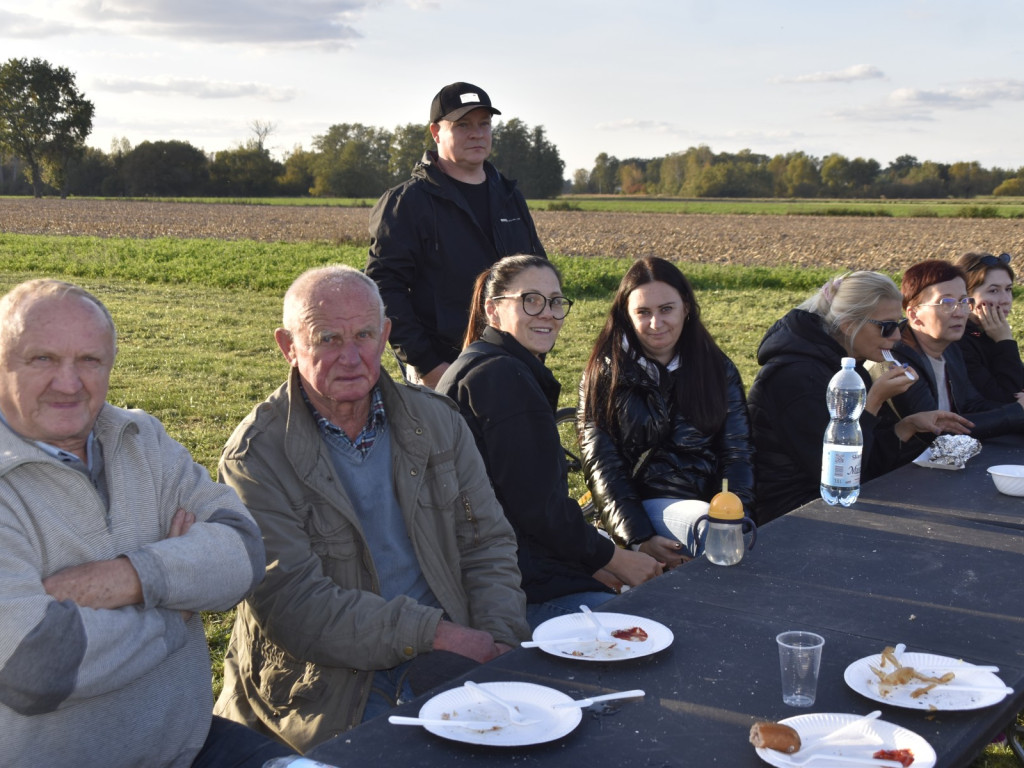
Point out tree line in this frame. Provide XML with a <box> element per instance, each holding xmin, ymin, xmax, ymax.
<box><xmin>573</xmin><ymin>147</ymin><xmax>1024</xmax><ymax>199</ymax></box>
<box><xmin>4</xmin><ymin>58</ymin><xmax>1024</xmax><ymax>201</ymax></box>
<box><xmin>0</xmin><ymin>57</ymin><xmax>566</xmax><ymax>199</ymax></box>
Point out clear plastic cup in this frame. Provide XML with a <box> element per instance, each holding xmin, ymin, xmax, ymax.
<box><xmin>776</xmin><ymin>631</ymin><xmax>825</xmax><ymax>707</ymax></box>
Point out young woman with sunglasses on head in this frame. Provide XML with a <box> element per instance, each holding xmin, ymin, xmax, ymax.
<box><xmin>887</xmin><ymin>259</ymin><xmax>1024</xmax><ymax>438</ymax></box>
<box><xmin>954</xmin><ymin>252</ymin><xmax>1024</xmax><ymax>404</ymax></box>
<box><xmin>747</xmin><ymin>271</ymin><xmax>970</xmax><ymax>524</ymax></box>
<box><xmin>438</xmin><ymin>255</ymin><xmax>662</xmax><ymax>629</ymax></box>
<box><xmin>578</xmin><ymin>257</ymin><xmax>754</xmax><ymax>569</ymax></box>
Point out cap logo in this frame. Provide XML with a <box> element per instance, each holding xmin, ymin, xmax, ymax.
<box><xmin>460</xmin><ymin>93</ymin><xmax>480</xmax><ymax>104</ymax></box>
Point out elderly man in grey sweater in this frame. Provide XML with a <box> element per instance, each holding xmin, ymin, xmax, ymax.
<box><xmin>0</xmin><ymin>280</ymin><xmax>295</xmax><ymax>767</ymax></box>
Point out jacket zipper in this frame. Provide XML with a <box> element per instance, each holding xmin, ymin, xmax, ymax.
<box><xmin>461</xmin><ymin>492</ymin><xmax>480</xmax><ymax>546</ymax></box>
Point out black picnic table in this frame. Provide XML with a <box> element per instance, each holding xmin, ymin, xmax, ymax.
<box><xmin>310</xmin><ymin>436</ymin><xmax>1024</xmax><ymax>768</ymax></box>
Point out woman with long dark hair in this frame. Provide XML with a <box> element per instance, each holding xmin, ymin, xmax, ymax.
<box><xmin>438</xmin><ymin>255</ymin><xmax>661</xmax><ymax>628</ymax></box>
<box><xmin>954</xmin><ymin>251</ymin><xmax>1024</xmax><ymax>404</ymax></box>
<box><xmin>579</xmin><ymin>257</ymin><xmax>754</xmax><ymax>568</ymax></box>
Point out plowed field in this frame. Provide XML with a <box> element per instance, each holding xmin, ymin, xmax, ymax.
<box><xmin>2</xmin><ymin>198</ymin><xmax>1022</xmax><ymax>274</ymax></box>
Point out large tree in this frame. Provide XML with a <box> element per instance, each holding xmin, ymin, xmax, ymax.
<box><xmin>0</xmin><ymin>58</ymin><xmax>94</xmax><ymax>197</ymax></box>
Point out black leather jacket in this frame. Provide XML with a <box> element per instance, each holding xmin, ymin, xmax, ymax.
<box><xmin>578</xmin><ymin>352</ymin><xmax>754</xmax><ymax>548</ymax></box>
<box><xmin>366</xmin><ymin>152</ymin><xmax>545</xmax><ymax>373</ymax></box>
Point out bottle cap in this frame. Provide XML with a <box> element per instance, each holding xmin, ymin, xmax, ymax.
<box><xmin>841</xmin><ymin>357</ymin><xmax>855</xmax><ymax>368</ymax></box>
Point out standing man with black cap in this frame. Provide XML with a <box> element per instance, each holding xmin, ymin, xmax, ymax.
<box><xmin>366</xmin><ymin>82</ymin><xmax>546</xmax><ymax>389</ymax></box>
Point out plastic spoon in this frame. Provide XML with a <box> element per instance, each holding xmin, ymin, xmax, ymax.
<box><xmin>463</xmin><ymin>681</ymin><xmax>539</xmax><ymax>726</ymax></box>
<box><xmin>551</xmin><ymin>689</ymin><xmax>645</xmax><ymax>708</ymax></box>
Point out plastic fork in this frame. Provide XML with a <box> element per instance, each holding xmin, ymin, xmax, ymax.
<box><xmin>881</xmin><ymin>349</ymin><xmax>916</xmax><ymax>380</ymax></box>
<box><xmin>578</xmin><ymin>604</ymin><xmax>617</xmax><ymax>643</ymax></box>
<box><xmin>463</xmin><ymin>681</ymin><xmax>539</xmax><ymax>726</ymax></box>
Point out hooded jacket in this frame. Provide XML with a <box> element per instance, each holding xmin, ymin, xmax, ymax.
<box><xmin>578</xmin><ymin>350</ymin><xmax>754</xmax><ymax>548</ymax></box>
<box><xmin>438</xmin><ymin>327</ymin><xmax>614</xmax><ymax>603</ymax></box>
<box><xmin>366</xmin><ymin>151</ymin><xmax>546</xmax><ymax>374</ymax></box>
<box><xmin>746</xmin><ymin>309</ymin><xmax>905</xmax><ymax>524</ymax></box>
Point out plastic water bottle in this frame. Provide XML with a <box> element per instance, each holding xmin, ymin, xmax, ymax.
<box><xmin>820</xmin><ymin>356</ymin><xmax>866</xmax><ymax>506</ymax></box>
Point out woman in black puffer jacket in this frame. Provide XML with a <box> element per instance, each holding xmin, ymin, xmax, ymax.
<box><xmin>578</xmin><ymin>257</ymin><xmax>754</xmax><ymax>569</ymax></box>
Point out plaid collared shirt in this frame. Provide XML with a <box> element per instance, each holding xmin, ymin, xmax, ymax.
<box><xmin>300</xmin><ymin>381</ymin><xmax>387</xmax><ymax>457</ymax></box>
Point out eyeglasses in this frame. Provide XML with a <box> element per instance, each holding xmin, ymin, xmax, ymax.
<box><xmin>491</xmin><ymin>292</ymin><xmax>574</xmax><ymax>319</ymax></box>
<box><xmin>967</xmin><ymin>252</ymin><xmax>1012</xmax><ymax>271</ymax></box>
<box><xmin>915</xmin><ymin>297</ymin><xmax>975</xmax><ymax>313</ymax></box>
<box><xmin>865</xmin><ymin>318</ymin><xmax>907</xmax><ymax>336</ymax></box>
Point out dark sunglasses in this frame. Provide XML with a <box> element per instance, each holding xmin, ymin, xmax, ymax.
<box><xmin>865</xmin><ymin>318</ymin><xmax>907</xmax><ymax>337</ymax></box>
<box><xmin>968</xmin><ymin>252</ymin><xmax>1012</xmax><ymax>271</ymax></box>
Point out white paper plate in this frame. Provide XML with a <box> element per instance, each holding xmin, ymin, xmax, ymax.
<box><xmin>416</xmin><ymin>681</ymin><xmax>582</xmax><ymax>746</ymax></box>
<box><xmin>755</xmin><ymin>712</ymin><xmax>936</xmax><ymax>768</ymax></box>
<box><xmin>531</xmin><ymin>611</ymin><xmax>674</xmax><ymax>661</ymax></box>
<box><xmin>844</xmin><ymin>651</ymin><xmax>1010</xmax><ymax>710</ymax></box>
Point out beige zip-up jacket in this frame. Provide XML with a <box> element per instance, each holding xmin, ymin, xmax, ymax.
<box><xmin>214</xmin><ymin>369</ymin><xmax>528</xmax><ymax>751</ymax></box>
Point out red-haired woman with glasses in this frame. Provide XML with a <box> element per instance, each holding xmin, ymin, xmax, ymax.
<box><xmin>438</xmin><ymin>255</ymin><xmax>662</xmax><ymax>629</ymax></box>
<box><xmin>954</xmin><ymin>252</ymin><xmax>1024</xmax><ymax>404</ymax></box>
<box><xmin>888</xmin><ymin>259</ymin><xmax>1024</xmax><ymax>438</ymax></box>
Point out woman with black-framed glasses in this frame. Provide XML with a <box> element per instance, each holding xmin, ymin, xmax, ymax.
<box><xmin>747</xmin><ymin>271</ymin><xmax>971</xmax><ymax>524</ymax></box>
<box><xmin>438</xmin><ymin>255</ymin><xmax>662</xmax><ymax>629</ymax></box>
<box><xmin>954</xmin><ymin>251</ymin><xmax>1024</xmax><ymax>404</ymax></box>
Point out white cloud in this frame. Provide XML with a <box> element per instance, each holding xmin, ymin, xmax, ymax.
<box><xmin>11</xmin><ymin>0</ymin><xmax>373</xmax><ymax>48</ymax></box>
<box><xmin>833</xmin><ymin>79</ymin><xmax>1024</xmax><ymax>122</ymax></box>
<box><xmin>596</xmin><ymin>118</ymin><xmax>681</xmax><ymax>134</ymax></box>
<box><xmin>0</xmin><ymin>7</ymin><xmax>77</xmax><ymax>37</ymax></box>
<box><xmin>94</xmin><ymin>76</ymin><xmax>297</xmax><ymax>102</ymax></box>
<box><xmin>776</xmin><ymin>64</ymin><xmax>885</xmax><ymax>84</ymax></box>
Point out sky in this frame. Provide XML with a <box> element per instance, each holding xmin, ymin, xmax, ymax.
<box><xmin>3</xmin><ymin>0</ymin><xmax>1024</xmax><ymax>178</ymax></box>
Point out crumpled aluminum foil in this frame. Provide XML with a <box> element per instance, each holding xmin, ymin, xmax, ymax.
<box><xmin>927</xmin><ymin>434</ymin><xmax>982</xmax><ymax>468</ymax></box>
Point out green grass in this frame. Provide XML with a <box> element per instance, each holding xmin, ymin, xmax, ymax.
<box><xmin>0</xmin><ymin>234</ymin><xmax>1018</xmax><ymax>764</ymax></box>
<box><xmin>10</xmin><ymin>193</ymin><xmax>1024</xmax><ymax>218</ymax></box>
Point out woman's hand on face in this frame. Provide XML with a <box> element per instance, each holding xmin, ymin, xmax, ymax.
<box><xmin>605</xmin><ymin>546</ymin><xmax>664</xmax><ymax>586</ymax></box>
<box><xmin>637</xmin><ymin>535</ymin><xmax>690</xmax><ymax>570</ymax></box>
<box><xmin>974</xmin><ymin>302</ymin><xmax>1014</xmax><ymax>342</ymax></box>
<box><xmin>865</xmin><ymin>365</ymin><xmax>917</xmax><ymax>414</ymax></box>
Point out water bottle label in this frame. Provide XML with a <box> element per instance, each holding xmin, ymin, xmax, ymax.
<box><xmin>821</xmin><ymin>445</ymin><xmax>862</xmax><ymax>487</ymax></box>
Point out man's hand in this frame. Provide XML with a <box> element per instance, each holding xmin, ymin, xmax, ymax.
<box><xmin>432</xmin><ymin>619</ymin><xmax>506</xmax><ymax>663</ymax></box>
<box><xmin>418</xmin><ymin>362</ymin><xmax>450</xmax><ymax>390</ymax></box>
<box><xmin>42</xmin><ymin>508</ymin><xmax>197</xmax><ymax>619</ymax></box>
<box><xmin>974</xmin><ymin>303</ymin><xmax>1014</xmax><ymax>343</ymax></box>
<box><xmin>42</xmin><ymin>557</ymin><xmax>144</xmax><ymax>610</ymax></box>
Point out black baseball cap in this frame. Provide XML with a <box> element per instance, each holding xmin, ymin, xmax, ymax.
<box><xmin>429</xmin><ymin>82</ymin><xmax>501</xmax><ymax>123</ymax></box>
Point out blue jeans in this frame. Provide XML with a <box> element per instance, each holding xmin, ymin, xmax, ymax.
<box><xmin>526</xmin><ymin>590</ymin><xmax>617</xmax><ymax>630</ymax></box>
<box><xmin>642</xmin><ymin>498</ymin><xmax>710</xmax><ymax>557</ymax></box>
<box><xmin>191</xmin><ymin>715</ymin><xmax>294</xmax><ymax>768</ymax></box>
<box><xmin>360</xmin><ymin>661</ymin><xmax>415</xmax><ymax>724</ymax></box>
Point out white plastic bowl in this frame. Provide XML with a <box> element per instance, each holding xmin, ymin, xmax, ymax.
<box><xmin>987</xmin><ymin>465</ymin><xmax>1024</xmax><ymax>497</ymax></box>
